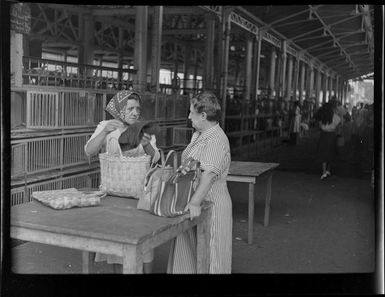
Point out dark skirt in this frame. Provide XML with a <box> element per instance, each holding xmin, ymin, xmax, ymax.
<box><xmin>317</xmin><ymin>130</ymin><xmax>337</xmax><ymax>163</ymax></box>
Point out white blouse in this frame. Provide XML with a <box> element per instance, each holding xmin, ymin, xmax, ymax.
<box><xmin>84</xmin><ymin>120</ymin><xmax>160</xmax><ymax>163</ymax></box>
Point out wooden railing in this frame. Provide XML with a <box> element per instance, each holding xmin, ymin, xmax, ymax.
<box><xmin>22</xmin><ymin>56</ymin><xmax>136</xmax><ymax>90</ymax></box>
<box><xmin>11</xmin><ymin>132</ymin><xmax>99</xmax><ymax>178</ymax></box>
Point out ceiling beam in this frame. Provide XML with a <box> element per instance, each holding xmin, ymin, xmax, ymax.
<box><xmin>294</xmin><ymin>34</ymin><xmax>328</xmax><ymax>43</ymax></box>
<box><xmin>94</xmin><ymin>16</ymin><xmax>135</xmax><ymax>31</ymax></box>
<box><xmin>44</xmin><ymin>4</ymin><xmax>91</xmax><ymax>14</ymax></box>
<box><xmin>162</xmin><ymin>28</ymin><xmax>207</xmax><ymax>35</ymax></box>
<box><xmin>92</xmin><ymin>7</ymin><xmax>136</xmax><ymax>16</ymax></box>
<box><xmin>262</xmin><ymin>7</ymin><xmax>310</xmax><ymax>27</ymax></box>
<box><xmin>302</xmin><ymin>39</ymin><xmax>333</xmax><ymax>51</ymax></box>
<box><xmin>274</xmin><ymin>18</ymin><xmax>319</xmax><ymax>28</ymax></box>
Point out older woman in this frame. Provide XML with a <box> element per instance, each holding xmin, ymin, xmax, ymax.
<box><xmin>84</xmin><ymin>90</ymin><xmax>160</xmax><ymax>273</ymax></box>
<box><xmin>167</xmin><ymin>91</ymin><xmax>232</xmax><ymax>273</ymax></box>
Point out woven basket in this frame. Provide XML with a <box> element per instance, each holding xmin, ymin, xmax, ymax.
<box><xmin>99</xmin><ymin>138</ymin><xmax>151</xmax><ymax>199</ymax></box>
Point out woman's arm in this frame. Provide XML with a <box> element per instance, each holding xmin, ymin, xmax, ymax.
<box><xmin>84</xmin><ymin>120</ymin><xmax>123</xmax><ymax>156</ymax></box>
<box><xmin>185</xmin><ymin>170</ymin><xmax>216</xmax><ymax>220</ymax></box>
<box><xmin>141</xmin><ymin>134</ymin><xmax>160</xmax><ymax>163</ymax></box>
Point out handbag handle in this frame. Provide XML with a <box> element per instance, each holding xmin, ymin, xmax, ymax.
<box><xmin>159</xmin><ymin>149</ymin><xmax>176</xmax><ymax>168</ymax></box>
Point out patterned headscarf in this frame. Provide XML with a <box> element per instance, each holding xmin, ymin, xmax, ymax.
<box><xmin>105</xmin><ymin>90</ymin><xmax>141</xmax><ymax>123</ymax></box>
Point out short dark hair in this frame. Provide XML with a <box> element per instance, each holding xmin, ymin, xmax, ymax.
<box><xmin>191</xmin><ymin>91</ymin><xmax>221</xmax><ymax>122</ymax></box>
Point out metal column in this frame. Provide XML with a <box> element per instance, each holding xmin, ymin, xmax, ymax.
<box><xmin>285</xmin><ymin>55</ymin><xmax>293</xmax><ymax>101</ymax></box>
<box><xmin>299</xmin><ymin>61</ymin><xmax>305</xmax><ymax>103</ymax></box>
<box><xmin>315</xmin><ymin>69</ymin><xmax>322</xmax><ymax>108</ymax></box>
<box><xmin>252</xmin><ymin>33</ymin><xmax>262</xmax><ymax>101</ymax></box>
<box><xmin>220</xmin><ymin>8</ymin><xmax>232</xmax><ymax>128</ymax></box>
<box><xmin>269</xmin><ymin>47</ymin><xmax>277</xmax><ymax>99</ymax></box>
<box><xmin>134</xmin><ymin>6</ymin><xmax>148</xmax><ymax>92</ymax></box>
<box><xmin>204</xmin><ymin>13</ymin><xmax>215</xmax><ymax>91</ymax></box>
<box><xmin>244</xmin><ymin>36</ymin><xmax>253</xmax><ymax>101</ymax></box>
<box><xmin>308</xmin><ymin>64</ymin><xmax>314</xmax><ymax>100</ymax></box>
<box><xmin>150</xmin><ymin>6</ymin><xmax>163</xmax><ymax>93</ymax></box>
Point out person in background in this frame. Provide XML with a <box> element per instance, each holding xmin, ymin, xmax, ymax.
<box><xmin>289</xmin><ymin>100</ymin><xmax>301</xmax><ymax>145</ymax></box>
<box><xmin>167</xmin><ymin>91</ymin><xmax>232</xmax><ymax>273</ymax></box>
<box><xmin>316</xmin><ymin>100</ymin><xmax>341</xmax><ymax>180</ymax></box>
<box><xmin>84</xmin><ymin>90</ymin><xmax>160</xmax><ymax>274</ymax></box>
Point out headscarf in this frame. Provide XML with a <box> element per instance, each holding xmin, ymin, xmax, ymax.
<box><xmin>105</xmin><ymin>90</ymin><xmax>141</xmax><ymax>124</ymax></box>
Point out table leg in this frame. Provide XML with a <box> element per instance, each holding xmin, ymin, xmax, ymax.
<box><xmin>248</xmin><ymin>183</ymin><xmax>255</xmax><ymax>244</ymax></box>
<box><xmin>197</xmin><ymin>207</ymin><xmax>212</xmax><ymax>273</ymax></box>
<box><xmin>122</xmin><ymin>245</ymin><xmax>143</xmax><ymax>274</ymax></box>
<box><xmin>82</xmin><ymin>251</ymin><xmax>95</xmax><ymax>274</ymax></box>
<box><xmin>264</xmin><ymin>173</ymin><xmax>273</xmax><ymax>227</ymax></box>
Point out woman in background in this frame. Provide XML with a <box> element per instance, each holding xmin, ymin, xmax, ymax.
<box><xmin>316</xmin><ymin>100</ymin><xmax>341</xmax><ymax>180</ymax></box>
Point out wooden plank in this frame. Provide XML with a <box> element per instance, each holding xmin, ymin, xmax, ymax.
<box><xmin>248</xmin><ymin>183</ymin><xmax>255</xmax><ymax>244</ymax></box>
<box><xmin>197</xmin><ymin>205</ymin><xmax>211</xmax><ymax>273</ymax></box>
<box><xmin>264</xmin><ymin>172</ymin><xmax>273</xmax><ymax>227</ymax></box>
<box><xmin>229</xmin><ymin>161</ymin><xmax>279</xmax><ymax>177</ymax></box>
<box><xmin>11</xmin><ymin>196</ymin><xmax>211</xmax><ymax>246</ymax></box>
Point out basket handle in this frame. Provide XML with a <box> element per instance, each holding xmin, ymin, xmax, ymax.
<box><xmin>107</xmin><ymin>136</ymin><xmax>123</xmax><ymax>158</ymax></box>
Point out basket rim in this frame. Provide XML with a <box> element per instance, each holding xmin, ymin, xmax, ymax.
<box><xmin>99</xmin><ymin>153</ymin><xmax>151</xmax><ymax>160</ymax></box>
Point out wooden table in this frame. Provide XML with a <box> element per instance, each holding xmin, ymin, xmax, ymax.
<box><xmin>227</xmin><ymin>161</ymin><xmax>279</xmax><ymax>244</ymax></box>
<box><xmin>11</xmin><ymin>196</ymin><xmax>212</xmax><ymax>274</ymax></box>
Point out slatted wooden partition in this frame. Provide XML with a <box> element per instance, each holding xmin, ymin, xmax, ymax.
<box><xmin>26</xmin><ymin>90</ymin><xmax>106</xmax><ymax>129</ymax></box>
<box><xmin>11</xmin><ymin>132</ymin><xmax>98</xmax><ymax>178</ymax></box>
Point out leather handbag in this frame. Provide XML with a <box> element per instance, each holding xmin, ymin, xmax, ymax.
<box><xmin>137</xmin><ymin>149</ymin><xmax>177</xmax><ymax>211</ymax></box>
<box><xmin>149</xmin><ymin>157</ymin><xmax>201</xmax><ymax>218</ymax></box>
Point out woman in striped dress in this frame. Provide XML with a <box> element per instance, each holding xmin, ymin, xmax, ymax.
<box><xmin>167</xmin><ymin>91</ymin><xmax>233</xmax><ymax>273</ymax></box>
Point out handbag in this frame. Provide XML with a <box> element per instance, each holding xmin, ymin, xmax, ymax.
<box><xmin>99</xmin><ymin>138</ymin><xmax>151</xmax><ymax>199</ymax></box>
<box><xmin>150</xmin><ymin>157</ymin><xmax>201</xmax><ymax>218</ymax></box>
<box><xmin>137</xmin><ymin>149</ymin><xmax>177</xmax><ymax>211</ymax></box>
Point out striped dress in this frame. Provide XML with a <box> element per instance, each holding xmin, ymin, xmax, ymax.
<box><xmin>167</xmin><ymin>123</ymin><xmax>233</xmax><ymax>274</ymax></box>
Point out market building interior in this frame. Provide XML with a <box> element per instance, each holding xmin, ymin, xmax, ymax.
<box><xmin>6</xmin><ymin>4</ymin><xmax>380</xmax><ymax>292</ymax></box>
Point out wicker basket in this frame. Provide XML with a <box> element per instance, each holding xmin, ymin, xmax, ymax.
<box><xmin>99</xmin><ymin>139</ymin><xmax>151</xmax><ymax>199</ymax></box>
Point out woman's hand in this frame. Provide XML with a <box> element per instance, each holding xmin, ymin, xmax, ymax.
<box><xmin>103</xmin><ymin>119</ymin><xmax>124</xmax><ymax>134</ymax></box>
<box><xmin>184</xmin><ymin>202</ymin><xmax>202</xmax><ymax>220</ymax></box>
<box><xmin>140</xmin><ymin>132</ymin><xmax>152</xmax><ymax>147</ymax></box>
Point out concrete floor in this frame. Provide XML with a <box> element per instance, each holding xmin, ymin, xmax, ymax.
<box><xmin>8</xmin><ymin>128</ymin><xmax>378</xmax><ymax>293</ymax></box>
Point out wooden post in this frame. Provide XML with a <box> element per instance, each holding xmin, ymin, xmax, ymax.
<box><xmin>204</xmin><ymin>14</ymin><xmax>215</xmax><ymax>91</ymax></box>
<box><xmin>220</xmin><ymin>8</ymin><xmax>232</xmax><ymax>128</ymax></box>
<box><xmin>134</xmin><ymin>6</ymin><xmax>148</xmax><ymax>92</ymax></box>
<box><xmin>151</xmin><ymin>6</ymin><xmax>163</xmax><ymax>93</ymax></box>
